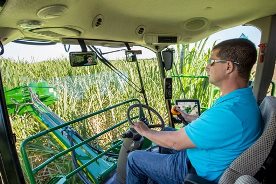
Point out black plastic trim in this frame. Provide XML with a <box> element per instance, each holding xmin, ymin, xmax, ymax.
<box><xmin>158</xmin><ymin>36</ymin><xmax>177</xmax><ymax>43</ymax></box>
<box><xmin>0</xmin><ymin>71</ymin><xmax>25</xmax><ymax>183</ymax></box>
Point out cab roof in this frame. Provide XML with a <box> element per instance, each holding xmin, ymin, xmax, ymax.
<box><xmin>0</xmin><ymin>0</ymin><xmax>276</xmax><ymax>48</ymax></box>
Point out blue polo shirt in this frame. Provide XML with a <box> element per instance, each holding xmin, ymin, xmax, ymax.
<box><xmin>184</xmin><ymin>87</ymin><xmax>262</xmax><ymax>182</ymax></box>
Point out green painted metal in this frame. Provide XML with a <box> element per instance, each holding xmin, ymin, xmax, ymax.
<box><xmin>15</xmin><ymin>85</ymin><xmax>141</xmax><ymax>183</ymax></box>
<box><xmin>21</xmin><ymin>112</ymin><xmax>139</xmax><ymax>183</ymax></box>
<box><xmin>4</xmin><ymin>81</ymin><xmax>58</xmax><ymax>115</ymax></box>
<box><xmin>47</xmin><ymin>176</ymin><xmax>67</xmax><ymax>184</ymax></box>
<box><xmin>30</xmin><ymin>120</ymin><xmax>128</xmax><ymax>176</ymax></box>
<box><xmin>65</xmin><ymin>141</ymin><xmax>122</xmax><ymax>180</ymax></box>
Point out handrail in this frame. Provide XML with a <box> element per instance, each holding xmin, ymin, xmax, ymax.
<box><xmin>20</xmin><ymin>98</ymin><xmax>141</xmax><ymax>183</ymax></box>
<box><xmin>32</xmin><ymin>119</ymin><xmax>130</xmax><ymax>174</ymax></box>
<box><xmin>65</xmin><ymin>138</ymin><xmax>122</xmax><ymax>180</ymax></box>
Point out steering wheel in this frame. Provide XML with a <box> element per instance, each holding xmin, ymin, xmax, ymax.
<box><xmin>115</xmin><ymin>104</ymin><xmax>165</xmax><ymax>183</ymax></box>
<box><xmin>127</xmin><ymin>103</ymin><xmax>165</xmax><ymax>130</ymax></box>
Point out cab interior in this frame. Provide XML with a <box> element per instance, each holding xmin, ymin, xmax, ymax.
<box><xmin>0</xmin><ymin>0</ymin><xmax>276</xmax><ymax>183</ymax></box>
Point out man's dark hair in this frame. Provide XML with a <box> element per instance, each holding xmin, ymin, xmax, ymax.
<box><xmin>213</xmin><ymin>38</ymin><xmax>257</xmax><ymax>81</ymax></box>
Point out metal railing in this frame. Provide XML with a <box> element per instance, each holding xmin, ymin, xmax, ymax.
<box><xmin>20</xmin><ymin>98</ymin><xmax>141</xmax><ymax>184</ymax></box>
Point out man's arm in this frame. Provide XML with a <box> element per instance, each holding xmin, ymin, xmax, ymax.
<box><xmin>133</xmin><ymin>122</ymin><xmax>195</xmax><ymax>150</ymax></box>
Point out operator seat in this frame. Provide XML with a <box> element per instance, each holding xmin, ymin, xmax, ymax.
<box><xmin>184</xmin><ymin>96</ymin><xmax>276</xmax><ymax>184</ymax></box>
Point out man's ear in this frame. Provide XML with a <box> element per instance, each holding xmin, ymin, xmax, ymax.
<box><xmin>225</xmin><ymin>61</ymin><xmax>235</xmax><ymax>74</ymax></box>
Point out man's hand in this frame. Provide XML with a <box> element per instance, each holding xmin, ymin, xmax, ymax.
<box><xmin>132</xmin><ymin>121</ymin><xmax>150</xmax><ymax>136</ymax></box>
<box><xmin>173</xmin><ymin>105</ymin><xmax>184</xmax><ymax>113</ymax></box>
<box><xmin>172</xmin><ymin>105</ymin><xmax>198</xmax><ymax>122</ymax></box>
<box><xmin>172</xmin><ymin>105</ymin><xmax>188</xmax><ymax>118</ymax></box>
<box><xmin>132</xmin><ymin>120</ymin><xmax>196</xmax><ymax>150</ymax></box>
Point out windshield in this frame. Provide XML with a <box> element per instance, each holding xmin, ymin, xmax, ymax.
<box><xmin>1</xmin><ymin>25</ymin><xmax>272</xmax><ymax>183</ymax></box>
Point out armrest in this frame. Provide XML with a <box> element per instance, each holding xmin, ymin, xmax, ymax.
<box><xmin>184</xmin><ymin>174</ymin><xmax>216</xmax><ymax>184</ymax></box>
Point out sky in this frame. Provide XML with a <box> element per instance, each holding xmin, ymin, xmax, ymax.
<box><xmin>1</xmin><ymin>25</ymin><xmax>261</xmax><ymax>62</ymax></box>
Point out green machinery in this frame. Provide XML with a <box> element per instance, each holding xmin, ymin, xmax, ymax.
<box><xmin>5</xmin><ymin>82</ymin><xmax>142</xmax><ymax>183</ymax></box>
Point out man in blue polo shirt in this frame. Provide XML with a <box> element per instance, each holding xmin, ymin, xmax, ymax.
<box><xmin>126</xmin><ymin>38</ymin><xmax>262</xmax><ymax>183</ymax></box>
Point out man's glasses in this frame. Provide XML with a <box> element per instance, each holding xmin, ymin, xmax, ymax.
<box><xmin>207</xmin><ymin>59</ymin><xmax>240</xmax><ymax>66</ymax></box>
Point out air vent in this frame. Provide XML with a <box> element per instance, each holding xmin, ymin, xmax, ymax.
<box><xmin>158</xmin><ymin>36</ymin><xmax>177</xmax><ymax>43</ymax></box>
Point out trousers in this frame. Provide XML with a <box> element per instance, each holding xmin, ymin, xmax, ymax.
<box><xmin>126</xmin><ymin>128</ymin><xmax>189</xmax><ymax>184</ymax></box>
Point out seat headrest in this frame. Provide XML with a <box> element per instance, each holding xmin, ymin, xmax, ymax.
<box><xmin>260</xmin><ymin>96</ymin><xmax>276</xmax><ymax>125</ymax></box>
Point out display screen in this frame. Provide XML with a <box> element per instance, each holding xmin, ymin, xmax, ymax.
<box><xmin>175</xmin><ymin>99</ymin><xmax>201</xmax><ymax>116</ymax></box>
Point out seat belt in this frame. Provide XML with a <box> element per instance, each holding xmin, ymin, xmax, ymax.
<box><xmin>254</xmin><ymin>139</ymin><xmax>276</xmax><ymax>182</ymax></box>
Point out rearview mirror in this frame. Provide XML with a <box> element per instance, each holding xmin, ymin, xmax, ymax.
<box><xmin>161</xmin><ymin>49</ymin><xmax>174</xmax><ymax>70</ymax></box>
<box><xmin>125</xmin><ymin>50</ymin><xmax>142</xmax><ymax>62</ymax></box>
<box><xmin>69</xmin><ymin>51</ymin><xmax>98</xmax><ymax>67</ymax></box>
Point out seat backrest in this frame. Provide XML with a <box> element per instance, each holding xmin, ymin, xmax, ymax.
<box><xmin>219</xmin><ymin>96</ymin><xmax>276</xmax><ymax>184</ymax></box>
